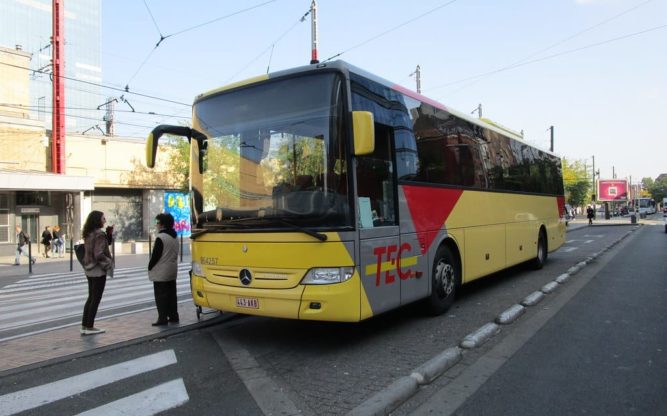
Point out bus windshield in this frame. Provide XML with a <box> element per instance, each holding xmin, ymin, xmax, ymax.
<box><xmin>192</xmin><ymin>73</ymin><xmax>352</xmax><ymax>229</ymax></box>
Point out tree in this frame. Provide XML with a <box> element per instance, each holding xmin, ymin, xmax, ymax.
<box><xmin>562</xmin><ymin>158</ymin><xmax>591</xmax><ymax>208</ymax></box>
<box><xmin>164</xmin><ymin>136</ymin><xmax>190</xmax><ymax>192</ymax></box>
<box><xmin>649</xmin><ymin>176</ymin><xmax>667</xmax><ymax>204</ymax></box>
<box><xmin>641</xmin><ymin>177</ymin><xmax>654</xmax><ymax>198</ymax></box>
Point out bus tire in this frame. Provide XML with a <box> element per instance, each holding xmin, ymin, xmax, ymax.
<box><xmin>426</xmin><ymin>245</ymin><xmax>458</xmax><ymax>315</ymax></box>
<box><xmin>532</xmin><ymin>229</ymin><xmax>547</xmax><ymax>270</ymax></box>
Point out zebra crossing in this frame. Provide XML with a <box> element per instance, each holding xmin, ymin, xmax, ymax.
<box><xmin>0</xmin><ymin>264</ymin><xmax>192</xmax><ymax>342</ymax></box>
<box><xmin>0</xmin><ymin>349</ymin><xmax>189</xmax><ymax>416</ymax></box>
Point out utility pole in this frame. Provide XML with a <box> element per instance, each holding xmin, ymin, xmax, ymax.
<box><xmin>309</xmin><ymin>0</ymin><xmax>319</xmax><ymax>64</ymax></box>
<box><xmin>471</xmin><ymin>104</ymin><xmax>482</xmax><ymax>118</ymax></box>
<box><xmin>410</xmin><ymin>65</ymin><xmax>421</xmax><ymax>93</ymax></box>
<box><xmin>592</xmin><ymin>155</ymin><xmax>596</xmax><ymax>203</ymax></box>
<box><xmin>549</xmin><ymin>125</ymin><xmax>554</xmax><ymax>152</ymax></box>
<box><xmin>104</xmin><ymin>97</ymin><xmax>115</xmax><ymax>136</ymax></box>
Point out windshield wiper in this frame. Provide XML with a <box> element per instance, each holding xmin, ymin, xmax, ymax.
<box><xmin>194</xmin><ymin>217</ymin><xmax>328</xmax><ymax>242</ymax></box>
<box><xmin>273</xmin><ymin>218</ymin><xmax>328</xmax><ymax>241</ymax></box>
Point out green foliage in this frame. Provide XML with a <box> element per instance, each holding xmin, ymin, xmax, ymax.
<box><xmin>164</xmin><ymin>135</ymin><xmax>190</xmax><ymax>192</ymax></box>
<box><xmin>648</xmin><ymin>176</ymin><xmax>667</xmax><ymax>203</ymax></box>
<box><xmin>562</xmin><ymin>158</ymin><xmax>591</xmax><ymax>207</ymax></box>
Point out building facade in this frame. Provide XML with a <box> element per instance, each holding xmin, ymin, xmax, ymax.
<box><xmin>0</xmin><ymin>3</ymin><xmax>181</xmax><ymax>257</ymax></box>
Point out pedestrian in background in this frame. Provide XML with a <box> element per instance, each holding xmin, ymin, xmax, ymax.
<box><xmin>52</xmin><ymin>225</ymin><xmax>64</xmax><ymax>257</ymax></box>
<box><xmin>586</xmin><ymin>205</ymin><xmax>595</xmax><ymax>225</ymax></box>
<box><xmin>80</xmin><ymin>210</ymin><xmax>114</xmax><ymax>335</ymax></box>
<box><xmin>41</xmin><ymin>226</ymin><xmax>53</xmax><ymax>258</ymax></box>
<box><xmin>148</xmin><ymin>212</ymin><xmax>179</xmax><ymax>326</ymax></box>
<box><xmin>14</xmin><ymin>225</ymin><xmax>36</xmax><ymax>265</ymax></box>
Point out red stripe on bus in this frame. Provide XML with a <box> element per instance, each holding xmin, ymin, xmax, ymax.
<box><xmin>403</xmin><ymin>186</ymin><xmax>463</xmax><ymax>251</ymax></box>
<box><xmin>556</xmin><ymin>195</ymin><xmax>565</xmax><ymax>218</ymax></box>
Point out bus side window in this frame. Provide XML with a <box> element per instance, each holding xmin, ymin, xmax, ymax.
<box><xmin>357</xmin><ymin>123</ymin><xmax>396</xmax><ymax>227</ymax></box>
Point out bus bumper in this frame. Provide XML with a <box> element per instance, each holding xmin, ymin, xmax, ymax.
<box><xmin>191</xmin><ymin>274</ymin><xmax>363</xmax><ymax>322</ymax></box>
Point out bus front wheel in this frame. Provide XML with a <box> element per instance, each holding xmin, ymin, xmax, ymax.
<box><xmin>532</xmin><ymin>229</ymin><xmax>547</xmax><ymax>270</ymax></box>
<box><xmin>426</xmin><ymin>245</ymin><xmax>458</xmax><ymax>315</ymax></box>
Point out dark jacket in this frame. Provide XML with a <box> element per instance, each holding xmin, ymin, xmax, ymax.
<box><xmin>41</xmin><ymin>230</ymin><xmax>52</xmax><ymax>245</ymax></box>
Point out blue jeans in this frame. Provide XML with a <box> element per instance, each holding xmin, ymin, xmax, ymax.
<box><xmin>14</xmin><ymin>245</ymin><xmax>33</xmax><ymax>264</ymax></box>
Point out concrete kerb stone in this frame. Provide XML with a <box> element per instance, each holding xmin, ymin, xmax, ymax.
<box><xmin>521</xmin><ymin>291</ymin><xmax>545</xmax><ymax>307</ymax></box>
<box><xmin>555</xmin><ymin>273</ymin><xmax>571</xmax><ymax>284</ymax></box>
<box><xmin>410</xmin><ymin>347</ymin><xmax>462</xmax><ymax>385</ymax></box>
<box><xmin>347</xmin><ymin>376</ymin><xmax>420</xmax><ymax>416</ymax></box>
<box><xmin>541</xmin><ymin>281</ymin><xmax>559</xmax><ymax>294</ymax></box>
<box><xmin>460</xmin><ymin>322</ymin><xmax>500</xmax><ymax>349</ymax></box>
<box><xmin>567</xmin><ymin>264</ymin><xmax>582</xmax><ymax>275</ymax></box>
<box><xmin>348</xmin><ymin>227</ymin><xmax>639</xmax><ymax>416</ymax></box>
<box><xmin>495</xmin><ymin>304</ymin><xmax>525</xmax><ymax>325</ymax></box>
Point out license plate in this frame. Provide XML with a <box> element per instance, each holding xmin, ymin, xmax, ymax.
<box><xmin>235</xmin><ymin>297</ymin><xmax>259</xmax><ymax>309</ymax></box>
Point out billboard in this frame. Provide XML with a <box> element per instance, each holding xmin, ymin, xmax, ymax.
<box><xmin>164</xmin><ymin>192</ymin><xmax>191</xmax><ymax>237</ymax></box>
<box><xmin>597</xmin><ymin>179</ymin><xmax>628</xmax><ymax>202</ymax></box>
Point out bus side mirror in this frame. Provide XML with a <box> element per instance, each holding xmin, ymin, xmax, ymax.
<box><xmin>145</xmin><ymin>131</ymin><xmax>158</xmax><ymax>168</ymax></box>
<box><xmin>145</xmin><ymin>124</ymin><xmax>206</xmax><ymax>170</ymax></box>
<box><xmin>352</xmin><ymin>111</ymin><xmax>374</xmax><ymax>155</ymax></box>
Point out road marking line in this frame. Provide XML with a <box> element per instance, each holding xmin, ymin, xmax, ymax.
<box><xmin>0</xmin><ymin>350</ymin><xmax>177</xmax><ymax>416</ymax></box>
<box><xmin>584</xmin><ymin>239</ymin><xmax>595</xmax><ymax>244</ymax></box>
<box><xmin>562</xmin><ymin>247</ymin><xmax>577</xmax><ymax>253</ymax></box>
<box><xmin>76</xmin><ymin>378</ymin><xmax>189</xmax><ymax>416</ymax></box>
<box><xmin>213</xmin><ymin>331</ymin><xmax>302</xmax><ymax>416</ymax></box>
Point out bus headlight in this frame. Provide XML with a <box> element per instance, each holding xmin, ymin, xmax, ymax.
<box><xmin>192</xmin><ymin>261</ymin><xmax>204</xmax><ymax>277</ymax></box>
<box><xmin>302</xmin><ymin>267</ymin><xmax>354</xmax><ymax>285</ymax></box>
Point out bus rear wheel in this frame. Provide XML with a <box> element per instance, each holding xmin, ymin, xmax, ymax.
<box><xmin>426</xmin><ymin>245</ymin><xmax>458</xmax><ymax>315</ymax></box>
<box><xmin>532</xmin><ymin>229</ymin><xmax>547</xmax><ymax>269</ymax></box>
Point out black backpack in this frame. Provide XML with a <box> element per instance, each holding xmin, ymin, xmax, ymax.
<box><xmin>74</xmin><ymin>244</ymin><xmax>85</xmax><ymax>266</ymax></box>
<box><xmin>19</xmin><ymin>231</ymin><xmax>30</xmax><ymax>246</ymax></box>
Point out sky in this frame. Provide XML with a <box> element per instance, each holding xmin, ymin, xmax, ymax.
<box><xmin>101</xmin><ymin>0</ymin><xmax>667</xmax><ymax>182</ymax></box>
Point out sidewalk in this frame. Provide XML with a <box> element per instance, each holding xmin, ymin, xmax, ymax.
<box><xmin>0</xmin><ymin>251</ymin><xmax>234</xmax><ymax>376</ymax></box>
<box><xmin>566</xmin><ymin>214</ymin><xmax>654</xmax><ymax>231</ymax></box>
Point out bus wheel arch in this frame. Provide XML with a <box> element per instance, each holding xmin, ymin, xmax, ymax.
<box><xmin>532</xmin><ymin>226</ymin><xmax>548</xmax><ymax>270</ymax></box>
<box><xmin>425</xmin><ymin>239</ymin><xmax>461</xmax><ymax>315</ymax></box>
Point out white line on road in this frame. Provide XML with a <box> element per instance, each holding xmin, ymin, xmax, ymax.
<box><xmin>562</xmin><ymin>247</ymin><xmax>577</xmax><ymax>253</ymax></box>
<box><xmin>0</xmin><ymin>350</ymin><xmax>177</xmax><ymax>416</ymax></box>
<box><xmin>584</xmin><ymin>239</ymin><xmax>595</xmax><ymax>244</ymax></box>
<box><xmin>76</xmin><ymin>378</ymin><xmax>189</xmax><ymax>416</ymax></box>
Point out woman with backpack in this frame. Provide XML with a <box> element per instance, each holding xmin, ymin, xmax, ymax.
<box><xmin>80</xmin><ymin>211</ymin><xmax>114</xmax><ymax>335</ymax></box>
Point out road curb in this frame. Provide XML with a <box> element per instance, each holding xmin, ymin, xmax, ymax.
<box><xmin>346</xmin><ymin>224</ymin><xmax>641</xmax><ymax>415</ymax></box>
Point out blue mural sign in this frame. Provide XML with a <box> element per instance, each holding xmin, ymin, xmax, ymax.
<box><xmin>164</xmin><ymin>192</ymin><xmax>191</xmax><ymax>237</ymax></box>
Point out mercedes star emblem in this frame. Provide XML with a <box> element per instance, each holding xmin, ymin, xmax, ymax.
<box><xmin>239</xmin><ymin>268</ymin><xmax>252</xmax><ymax>285</ymax></box>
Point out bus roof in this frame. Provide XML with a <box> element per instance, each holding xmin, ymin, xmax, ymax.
<box><xmin>195</xmin><ymin>60</ymin><xmax>555</xmax><ymax>157</ymax></box>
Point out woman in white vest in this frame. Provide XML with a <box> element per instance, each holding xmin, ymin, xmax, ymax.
<box><xmin>148</xmin><ymin>212</ymin><xmax>180</xmax><ymax>326</ymax></box>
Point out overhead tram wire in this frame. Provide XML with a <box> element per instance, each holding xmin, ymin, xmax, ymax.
<box><xmin>322</xmin><ymin>0</ymin><xmax>459</xmax><ymax>63</ymax></box>
<box><xmin>0</xmin><ymin>61</ymin><xmax>191</xmax><ymax>107</ymax></box>
<box><xmin>226</xmin><ymin>6</ymin><xmax>313</xmax><ymax>83</ymax></box>
<box><xmin>124</xmin><ymin>0</ymin><xmax>279</xmax><ymax>89</ymax></box>
<box><xmin>430</xmin><ymin>0</ymin><xmax>657</xmax><ymax>97</ymax></box>
<box><xmin>426</xmin><ymin>23</ymin><xmax>667</xmax><ymax>93</ymax></box>
<box><xmin>0</xmin><ymin>103</ymin><xmax>190</xmax><ymax>120</ymax></box>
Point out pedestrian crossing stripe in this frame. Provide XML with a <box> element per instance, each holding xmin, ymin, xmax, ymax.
<box><xmin>0</xmin><ymin>265</ymin><xmax>193</xmax><ymax>340</ymax></box>
<box><xmin>76</xmin><ymin>379</ymin><xmax>189</xmax><ymax>416</ymax></box>
<box><xmin>0</xmin><ymin>350</ymin><xmax>180</xmax><ymax>416</ymax></box>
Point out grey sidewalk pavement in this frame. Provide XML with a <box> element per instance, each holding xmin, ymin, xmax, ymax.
<box><xmin>0</xmin><ymin>251</ymin><xmax>234</xmax><ymax>376</ymax></box>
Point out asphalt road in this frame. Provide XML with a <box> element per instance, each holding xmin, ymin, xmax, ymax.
<box><xmin>402</xmin><ymin>223</ymin><xmax>667</xmax><ymax>415</ymax></box>
<box><xmin>1</xmin><ymin>223</ymin><xmax>658</xmax><ymax>415</ymax></box>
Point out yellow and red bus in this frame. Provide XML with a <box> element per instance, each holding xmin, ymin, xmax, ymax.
<box><xmin>146</xmin><ymin>61</ymin><xmax>566</xmax><ymax>322</ymax></box>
